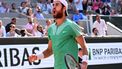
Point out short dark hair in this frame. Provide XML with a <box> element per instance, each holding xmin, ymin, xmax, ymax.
<box><xmin>96</xmin><ymin>14</ymin><xmax>100</xmax><ymax>18</ymax></box>
<box><xmin>12</xmin><ymin>18</ymin><xmax>16</xmax><ymax>20</ymax></box>
<box><xmin>92</xmin><ymin>28</ymin><xmax>96</xmax><ymax>32</ymax></box>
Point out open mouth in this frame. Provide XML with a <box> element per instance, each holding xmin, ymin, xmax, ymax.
<box><xmin>53</xmin><ymin>11</ymin><xmax>55</xmax><ymax>14</ymax></box>
<box><xmin>53</xmin><ymin>9</ymin><xmax>56</xmax><ymax>14</ymax></box>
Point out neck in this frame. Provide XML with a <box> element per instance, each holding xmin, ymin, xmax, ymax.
<box><xmin>10</xmin><ymin>30</ymin><xmax>14</xmax><ymax>32</ymax></box>
<box><xmin>55</xmin><ymin>16</ymin><xmax>66</xmax><ymax>26</ymax></box>
<box><xmin>97</xmin><ymin>19</ymin><xmax>100</xmax><ymax>23</ymax></box>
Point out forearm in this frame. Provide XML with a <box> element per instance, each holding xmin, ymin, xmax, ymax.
<box><xmin>38</xmin><ymin>40</ymin><xmax>53</xmax><ymax>59</ymax></box>
<box><xmin>82</xmin><ymin>44</ymin><xmax>88</xmax><ymax>55</ymax></box>
<box><xmin>43</xmin><ymin>48</ymin><xmax>53</xmax><ymax>58</ymax></box>
<box><xmin>76</xmin><ymin>36</ymin><xmax>88</xmax><ymax>64</ymax></box>
<box><xmin>76</xmin><ymin>36</ymin><xmax>88</xmax><ymax>55</ymax></box>
<box><xmin>36</xmin><ymin>48</ymin><xmax>53</xmax><ymax>60</ymax></box>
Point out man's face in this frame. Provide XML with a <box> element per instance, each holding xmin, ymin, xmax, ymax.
<box><xmin>52</xmin><ymin>1</ymin><xmax>64</xmax><ymax>19</ymax></box>
<box><xmin>96</xmin><ymin>15</ymin><xmax>100</xmax><ymax>22</ymax></box>
<box><xmin>10</xmin><ymin>24</ymin><xmax>16</xmax><ymax>31</ymax></box>
<box><xmin>46</xmin><ymin>20</ymin><xmax>51</xmax><ymax>26</ymax></box>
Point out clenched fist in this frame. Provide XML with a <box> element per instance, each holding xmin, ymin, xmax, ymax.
<box><xmin>28</xmin><ymin>54</ymin><xmax>38</xmax><ymax>63</ymax></box>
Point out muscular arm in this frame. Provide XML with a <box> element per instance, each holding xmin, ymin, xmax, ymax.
<box><xmin>75</xmin><ymin>35</ymin><xmax>88</xmax><ymax>55</ymax></box>
<box><xmin>43</xmin><ymin>40</ymin><xmax>53</xmax><ymax>58</ymax></box>
<box><xmin>75</xmin><ymin>35</ymin><xmax>88</xmax><ymax>69</ymax></box>
<box><xmin>28</xmin><ymin>40</ymin><xmax>53</xmax><ymax>62</ymax></box>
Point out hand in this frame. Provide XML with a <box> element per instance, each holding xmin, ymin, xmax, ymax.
<box><xmin>80</xmin><ymin>62</ymin><xmax>88</xmax><ymax>69</ymax></box>
<box><xmin>28</xmin><ymin>54</ymin><xmax>38</xmax><ymax>63</ymax></box>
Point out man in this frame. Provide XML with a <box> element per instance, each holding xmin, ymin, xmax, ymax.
<box><xmin>44</xmin><ymin>19</ymin><xmax>52</xmax><ymax>36</ymax></box>
<box><xmin>93</xmin><ymin>14</ymin><xmax>107</xmax><ymax>36</ymax></box>
<box><xmin>29</xmin><ymin>0</ymin><xmax>88</xmax><ymax>69</ymax></box>
<box><xmin>5</xmin><ymin>18</ymin><xmax>21</xmax><ymax>35</ymax></box>
<box><xmin>74</xmin><ymin>0</ymin><xmax>83</xmax><ymax>13</ymax></box>
<box><xmin>0</xmin><ymin>20</ymin><xmax>6</xmax><ymax>37</ymax></box>
<box><xmin>5</xmin><ymin>18</ymin><xmax>17</xmax><ymax>33</ymax></box>
<box><xmin>6</xmin><ymin>24</ymin><xmax>20</xmax><ymax>37</ymax></box>
<box><xmin>72</xmin><ymin>9</ymin><xmax>86</xmax><ymax>24</ymax></box>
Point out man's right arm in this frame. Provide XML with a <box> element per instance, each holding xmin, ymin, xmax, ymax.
<box><xmin>43</xmin><ymin>40</ymin><xmax>53</xmax><ymax>58</ymax></box>
<box><xmin>28</xmin><ymin>40</ymin><xmax>53</xmax><ymax>62</ymax></box>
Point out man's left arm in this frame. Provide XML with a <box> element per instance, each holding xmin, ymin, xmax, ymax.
<box><xmin>75</xmin><ymin>35</ymin><xmax>88</xmax><ymax>69</ymax></box>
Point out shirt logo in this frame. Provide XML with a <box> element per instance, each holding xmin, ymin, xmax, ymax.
<box><xmin>62</xmin><ymin>31</ymin><xmax>67</xmax><ymax>33</ymax></box>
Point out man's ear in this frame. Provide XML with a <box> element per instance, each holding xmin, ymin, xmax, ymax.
<box><xmin>63</xmin><ymin>6</ymin><xmax>66</xmax><ymax>13</ymax></box>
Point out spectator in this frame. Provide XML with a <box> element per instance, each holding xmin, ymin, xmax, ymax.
<box><xmin>102</xmin><ymin>7</ymin><xmax>110</xmax><ymax>15</ymax></box>
<box><xmin>93</xmin><ymin>14</ymin><xmax>107</xmax><ymax>36</ymax></box>
<box><xmin>118</xmin><ymin>0</ymin><xmax>122</xmax><ymax>14</ymax></box>
<box><xmin>82</xmin><ymin>0</ymin><xmax>88</xmax><ymax>14</ymax></box>
<box><xmin>24</xmin><ymin>18</ymin><xmax>34</xmax><ymax>35</ymax></box>
<box><xmin>87</xmin><ymin>0</ymin><xmax>93</xmax><ymax>14</ymax></box>
<box><xmin>6</xmin><ymin>24</ymin><xmax>20</xmax><ymax>37</ymax></box>
<box><xmin>92</xmin><ymin>0</ymin><xmax>100</xmax><ymax>14</ymax></box>
<box><xmin>0</xmin><ymin>2</ymin><xmax>9</xmax><ymax>13</ymax></box>
<box><xmin>110</xmin><ymin>9</ymin><xmax>117</xmax><ymax>15</ymax></box>
<box><xmin>20</xmin><ymin>28</ymin><xmax>32</xmax><ymax>37</ymax></box>
<box><xmin>111</xmin><ymin>0</ymin><xmax>118</xmax><ymax>12</ymax></box>
<box><xmin>74</xmin><ymin>0</ymin><xmax>83</xmax><ymax>13</ymax></box>
<box><xmin>20</xmin><ymin>29</ymin><xmax>27</xmax><ymax>37</ymax></box>
<box><xmin>33</xmin><ymin>24</ymin><xmax>44</xmax><ymax>37</ymax></box>
<box><xmin>26</xmin><ymin>8</ymin><xmax>34</xmax><ymax>17</ymax></box>
<box><xmin>5</xmin><ymin>18</ymin><xmax>16</xmax><ymax>33</ymax></box>
<box><xmin>72</xmin><ymin>9</ymin><xmax>86</xmax><ymax>24</ymax></box>
<box><xmin>18</xmin><ymin>1</ymin><xmax>29</xmax><ymax>14</ymax></box>
<box><xmin>68</xmin><ymin>0</ymin><xmax>76</xmax><ymax>13</ymax></box>
<box><xmin>92</xmin><ymin>28</ymin><xmax>98</xmax><ymax>37</ymax></box>
<box><xmin>34</xmin><ymin>6</ymin><xmax>45</xmax><ymax>20</ymax></box>
<box><xmin>44</xmin><ymin>19</ymin><xmax>52</xmax><ymax>36</ymax></box>
<box><xmin>23</xmin><ymin>0</ymin><xmax>32</xmax><ymax>7</ymax></box>
<box><xmin>37</xmin><ymin>0</ymin><xmax>48</xmax><ymax>14</ymax></box>
<box><xmin>47</xmin><ymin>0</ymin><xmax>53</xmax><ymax>14</ymax></box>
<box><xmin>101</xmin><ymin>0</ymin><xmax>111</xmax><ymax>3</ymax></box>
<box><xmin>5</xmin><ymin>18</ymin><xmax>21</xmax><ymax>35</ymax></box>
<box><xmin>101</xmin><ymin>2</ymin><xmax>110</xmax><ymax>11</ymax></box>
<box><xmin>0</xmin><ymin>20</ymin><xmax>6</xmax><ymax>37</ymax></box>
<box><xmin>10</xmin><ymin>3</ymin><xmax>18</xmax><ymax>13</ymax></box>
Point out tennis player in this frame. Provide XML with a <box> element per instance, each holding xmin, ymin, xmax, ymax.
<box><xmin>29</xmin><ymin>0</ymin><xmax>88</xmax><ymax>69</ymax></box>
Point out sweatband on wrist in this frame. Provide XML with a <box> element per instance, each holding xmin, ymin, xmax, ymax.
<box><xmin>82</xmin><ymin>55</ymin><xmax>88</xmax><ymax>63</ymax></box>
<box><xmin>37</xmin><ymin>53</ymin><xmax>44</xmax><ymax>59</ymax></box>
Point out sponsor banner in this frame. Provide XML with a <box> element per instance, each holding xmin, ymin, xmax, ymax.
<box><xmin>0</xmin><ymin>44</ymin><xmax>54</xmax><ymax>69</ymax></box>
<box><xmin>0</xmin><ymin>43</ymin><xmax>122</xmax><ymax>68</ymax></box>
<box><xmin>88</xmin><ymin>43</ymin><xmax>122</xmax><ymax>65</ymax></box>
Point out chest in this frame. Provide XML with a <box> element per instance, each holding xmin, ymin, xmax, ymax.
<box><xmin>49</xmin><ymin>26</ymin><xmax>73</xmax><ymax>40</ymax></box>
<box><xmin>95</xmin><ymin>22</ymin><xmax>105</xmax><ymax>28</ymax></box>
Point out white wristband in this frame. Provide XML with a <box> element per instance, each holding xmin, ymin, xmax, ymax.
<box><xmin>37</xmin><ymin>53</ymin><xmax>44</xmax><ymax>59</ymax></box>
<box><xmin>82</xmin><ymin>55</ymin><xmax>88</xmax><ymax>63</ymax></box>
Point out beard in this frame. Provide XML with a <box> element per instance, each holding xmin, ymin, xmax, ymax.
<box><xmin>53</xmin><ymin>10</ymin><xmax>63</xmax><ymax>19</ymax></box>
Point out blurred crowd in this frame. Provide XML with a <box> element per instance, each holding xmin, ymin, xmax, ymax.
<box><xmin>68</xmin><ymin>0</ymin><xmax>122</xmax><ymax>15</ymax></box>
<box><xmin>0</xmin><ymin>0</ymin><xmax>122</xmax><ymax>15</ymax></box>
<box><xmin>0</xmin><ymin>0</ymin><xmax>53</xmax><ymax>37</ymax></box>
<box><xmin>0</xmin><ymin>17</ymin><xmax>52</xmax><ymax>37</ymax></box>
<box><xmin>0</xmin><ymin>0</ymin><xmax>121</xmax><ymax>38</ymax></box>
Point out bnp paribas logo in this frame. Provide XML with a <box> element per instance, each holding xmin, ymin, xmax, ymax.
<box><xmin>88</xmin><ymin>48</ymin><xmax>92</xmax><ymax>60</ymax></box>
